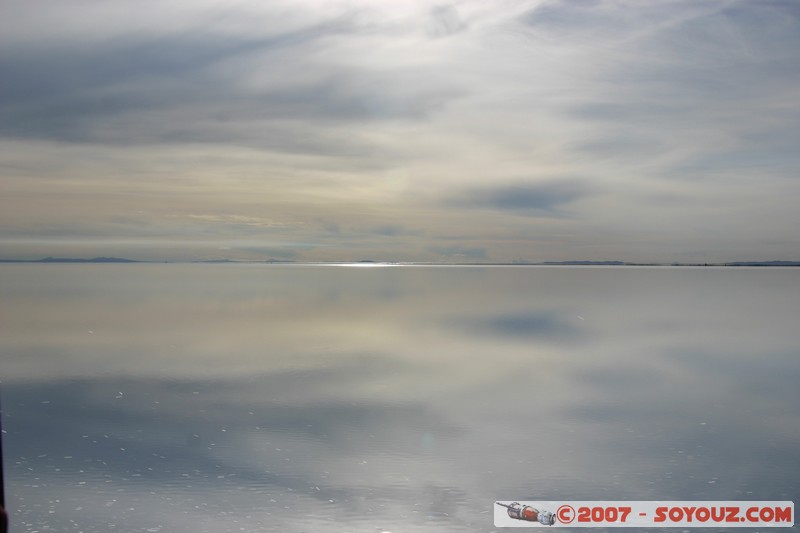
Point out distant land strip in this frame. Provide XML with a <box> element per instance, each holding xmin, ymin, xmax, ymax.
<box><xmin>0</xmin><ymin>257</ymin><xmax>799</xmax><ymax>267</ymax></box>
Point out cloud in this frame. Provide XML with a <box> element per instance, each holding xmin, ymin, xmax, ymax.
<box><xmin>369</xmin><ymin>224</ymin><xmax>423</xmax><ymax>237</ymax></box>
<box><xmin>448</xmin><ymin>181</ymin><xmax>589</xmax><ymax>216</ymax></box>
<box><xmin>427</xmin><ymin>5</ymin><xmax>468</xmax><ymax>38</ymax></box>
<box><xmin>186</xmin><ymin>214</ymin><xmax>292</xmax><ymax>228</ymax></box>
<box><xmin>0</xmin><ymin>18</ymin><xmax>461</xmax><ymax>152</ymax></box>
<box><xmin>1</xmin><ymin>0</ymin><xmax>799</xmax><ymax>262</ymax></box>
<box><xmin>428</xmin><ymin>244</ymin><xmax>487</xmax><ymax>259</ymax></box>
<box><xmin>543</xmin><ymin>0</ymin><xmax>800</xmax><ymax>180</ymax></box>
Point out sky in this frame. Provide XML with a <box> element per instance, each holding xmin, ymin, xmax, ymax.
<box><xmin>1</xmin><ymin>0</ymin><xmax>798</xmax><ymax>263</ymax></box>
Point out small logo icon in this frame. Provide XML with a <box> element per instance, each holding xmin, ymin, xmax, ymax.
<box><xmin>496</xmin><ymin>502</ymin><xmax>556</xmax><ymax>525</ymax></box>
<box><xmin>557</xmin><ymin>504</ymin><xmax>576</xmax><ymax>524</ymax></box>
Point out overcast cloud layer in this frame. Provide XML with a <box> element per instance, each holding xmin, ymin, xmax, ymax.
<box><xmin>1</xmin><ymin>0</ymin><xmax>798</xmax><ymax>262</ymax></box>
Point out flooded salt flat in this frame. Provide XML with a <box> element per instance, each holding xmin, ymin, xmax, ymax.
<box><xmin>1</xmin><ymin>265</ymin><xmax>798</xmax><ymax>532</ymax></box>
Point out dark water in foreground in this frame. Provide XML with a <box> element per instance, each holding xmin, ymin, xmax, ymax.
<box><xmin>1</xmin><ymin>265</ymin><xmax>798</xmax><ymax>532</ymax></box>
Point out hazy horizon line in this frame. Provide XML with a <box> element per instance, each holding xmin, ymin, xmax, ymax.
<box><xmin>2</xmin><ymin>256</ymin><xmax>799</xmax><ymax>267</ymax></box>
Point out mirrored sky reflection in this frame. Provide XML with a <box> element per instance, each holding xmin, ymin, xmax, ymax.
<box><xmin>1</xmin><ymin>265</ymin><xmax>799</xmax><ymax>532</ymax></box>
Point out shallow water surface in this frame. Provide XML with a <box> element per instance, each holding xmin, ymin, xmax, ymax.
<box><xmin>1</xmin><ymin>265</ymin><xmax>798</xmax><ymax>532</ymax></box>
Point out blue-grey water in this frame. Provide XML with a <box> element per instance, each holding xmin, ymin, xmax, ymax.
<box><xmin>1</xmin><ymin>265</ymin><xmax>798</xmax><ymax>532</ymax></box>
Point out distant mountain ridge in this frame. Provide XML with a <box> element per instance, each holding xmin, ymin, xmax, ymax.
<box><xmin>0</xmin><ymin>257</ymin><xmax>798</xmax><ymax>266</ymax></box>
<box><xmin>42</xmin><ymin>256</ymin><xmax>139</xmax><ymax>263</ymax></box>
<box><xmin>0</xmin><ymin>256</ymin><xmax>141</xmax><ymax>263</ymax></box>
<box><xmin>543</xmin><ymin>260</ymin><xmax>627</xmax><ymax>266</ymax></box>
<box><xmin>722</xmin><ymin>261</ymin><xmax>800</xmax><ymax>267</ymax></box>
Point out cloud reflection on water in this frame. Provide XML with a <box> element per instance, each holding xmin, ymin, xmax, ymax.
<box><xmin>1</xmin><ymin>265</ymin><xmax>799</xmax><ymax>531</ymax></box>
